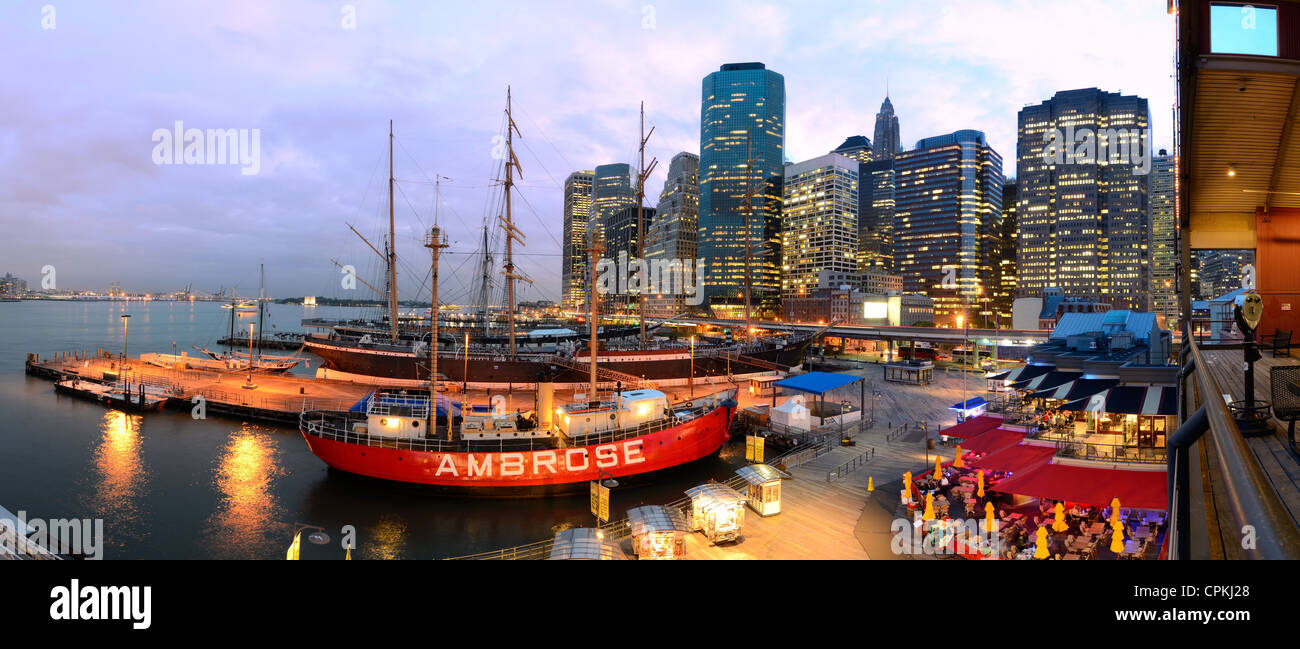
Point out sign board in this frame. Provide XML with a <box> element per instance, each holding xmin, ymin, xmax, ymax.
<box><xmin>745</xmin><ymin>435</ymin><xmax>764</xmax><ymax>463</ymax></box>
<box><xmin>590</xmin><ymin>481</ymin><xmax>610</xmax><ymax>522</ymax></box>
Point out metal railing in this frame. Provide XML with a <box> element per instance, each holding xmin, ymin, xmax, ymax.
<box><xmin>1169</xmin><ymin>335</ymin><xmax>1300</xmax><ymax>559</ymax></box>
<box><xmin>826</xmin><ymin>447</ymin><xmax>876</xmax><ymax>482</ymax></box>
<box><xmin>1052</xmin><ymin>440</ymin><xmax>1167</xmax><ymax>464</ymax></box>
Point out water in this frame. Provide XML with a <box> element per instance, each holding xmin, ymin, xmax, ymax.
<box><xmin>0</xmin><ymin>300</ymin><xmax>745</xmax><ymax>559</ymax></box>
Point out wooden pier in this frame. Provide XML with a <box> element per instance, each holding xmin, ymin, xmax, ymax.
<box><xmin>25</xmin><ymin>350</ymin><xmax>370</xmax><ymax>423</ymax></box>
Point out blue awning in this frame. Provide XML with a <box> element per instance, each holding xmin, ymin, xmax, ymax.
<box><xmin>950</xmin><ymin>396</ymin><xmax>988</xmax><ymax>411</ymax></box>
<box><xmin>773</xmin><ymin>371</ymin><xmax>863</xmax><ymax>396</ymax></box>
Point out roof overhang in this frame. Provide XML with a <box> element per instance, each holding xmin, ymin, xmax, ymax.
<box><xmin>1180</xmin><ymin>1</ymin><xmax>1300</xmax><ymax>250</ymax></box>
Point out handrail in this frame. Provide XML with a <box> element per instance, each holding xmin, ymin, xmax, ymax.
<box><xmin>1180</xmin><ymin>338</ymin><xmax>1300</xmax><ymax>559</ymax></box>
<box><xmin>826</xmin><ymin>447</ymin><xmax>876</xmax><ymax>482</ymax></box>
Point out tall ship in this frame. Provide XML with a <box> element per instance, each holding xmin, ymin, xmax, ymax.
<box><xmin>299</xmin><ymin>100</ymin><xmax>739</xmax><ymax>492</ymax></box>
<box><xmin>303</xmin><ymin>97</ymin><xmax>812</xmax><ymax>387</ymax></box>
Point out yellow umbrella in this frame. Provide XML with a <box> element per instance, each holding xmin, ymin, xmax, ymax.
<box><xmin>933</xmin><ymin>456</ymin><xmax>943</xmax><ymax>480</ymax></box>
<box><xmin>1109</xmin><ymin>497</ymin><xmax>1122</xmax><ymax>526</ymax></box>
<box><xmin>1110</xmin><ymin>526</ymin><xmax>1125</xmax><ymax>554</ymax></box>
<box><xmin>1034</xmin><ymin>526</ymin><xmax>1049</xmax><ymax>559</ymax></box>
<box><xmin>923</xmin><ymin>492</ymin><xmax>936</xmax><ymax>521</ymax></box>
<box><xmin>867</xmin><ymin>476</ymin><xmax>874</xmax><ymax>492</ymax></box>
<box><xmin>977</xmin><ymin>470</ymin><xmax>985</xmax><ymax>498</ymax></box>
<box><xmin>1052</xmin><ymin>502</ymin><xmax>1068</xmax><ymax>533</ymax></box>
<box><xmin>903</xmin><ymin>471</ymin><xmax>912</xmax><ymax>492</ymax></box>
<box><xmin>953</xmin><ymin>445</ymin><xmax>965</xmax><ymax>468</ymax></box>
<box><xmin>984</xmin><ymin>502</ymin><xmax>996</xmax><ymax>533</ymax></box>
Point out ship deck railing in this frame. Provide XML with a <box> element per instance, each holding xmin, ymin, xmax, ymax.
<box><xmin>301</xmin><ymin>399</ymin><xmax>726</xmax><ymax>454</ymax></box>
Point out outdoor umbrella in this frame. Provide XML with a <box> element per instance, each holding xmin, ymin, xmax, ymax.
<box><xmin>953</xmin><ymin>445</ymin><xmax>965</xmax><ymax>468</ymax></box>
<box><xmin>1110</xmin><ymin>527</ymin><xmax>1125</xmax><ymax>554</ymax></box>
<box><xmin>984</xmin><ymin>502</ymin><xmax>996</xmax><ymax>533</ymax></box>
<box><xmin>1052</xmin><ymin>502</ymin><xmax>1068</xmax><ymax>533</ymax></box>
<box><xmin>1109</xmin><ymin>497</ymin><xmax>1122</xmax><ymax>528</ymax></box>
<box><xmin>932</xmin><ymin>456</ymin><xmax>943</xmax><ymax>480</ymax></box>
<box><xmin>1034</xmin><ymin>526</ymin><xmax>1049</xmax><ymax>559</ymax></box>
<box><xmin>923</xmin><ymin>493</ymin><xmax>935</xmax><ymax>521</ymax></box>
<box><xmin>977</xmin><ymin>470</ymin><xmax>985</xmax><ymax>499</ymax></box>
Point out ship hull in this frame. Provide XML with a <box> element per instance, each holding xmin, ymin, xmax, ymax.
<box><xmin>304</xmin><ymin>338</ymin><xmax>809</xmax><ymax>383</ymax></box>
<box><xmin>300</xmin><ymin>402</ymin><xmax>735</xmax><ymax>492</ymax></box>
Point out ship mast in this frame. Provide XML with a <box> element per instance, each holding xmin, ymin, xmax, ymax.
<box><xmin>388</xmin><ymin>120</ymin><xmax>400</xmax><ymax>343</ymax></box>
<box><xmin>425</xmin><ymin>212</ymin><xmax>448</xmax><ymax>437</ymax></box>
<box><xmin>587</xmin><ymin>233</ymin><xmax>604</xmax><ymax>404</ymax></box>
<box><xmin>635</xmin><ymin>101</ymin><xmax>658</xmax><ymax>350</ymax></box>
<box><xmin>500</xmin><ymin>87</ymin><xmax>529</xmax><ymax>358</ymax></box>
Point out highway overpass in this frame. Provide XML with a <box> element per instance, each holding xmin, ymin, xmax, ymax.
<box><xmin>675</xmin><ymin>318</ymin><xmax>1054</xmax><ymax>346</ymax></box>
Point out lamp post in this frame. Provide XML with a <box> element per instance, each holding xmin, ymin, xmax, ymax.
<box><xmin>120</xmin><ymin>314</ymin><xmax>131</xmax><ymax>371</ymax></box>
<box><xmin>593</xmin><ymin>469</ymin><xmax>618</xmax><ymax>529</ymax></box>
<box><xmin>463</xmin><ymin>332</ymin><xmax>469</xmax><ymax>394</ymax></box>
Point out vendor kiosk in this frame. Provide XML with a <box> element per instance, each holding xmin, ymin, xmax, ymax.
<box><xmin>735</xmin><ymin>464</ymin><xmax>790</xmax><ymax>516</ymax></box>
<box><xmin>548</xmin><ymin>527</ymin><xmax>626</xmax><ymax>560</ymax></box>
<box><xmin>685</xmin><ymin>483</ymin><xmax>747</xmax><ymax>544</ymax></box>
<box><xmin>625</xmin><ymin>505</ymin><xmax>689</xmax><ymax>559</ymax></box>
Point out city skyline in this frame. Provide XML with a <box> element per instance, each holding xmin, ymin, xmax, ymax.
<box><xmin>2</xmin><ymin>1</ymin><xmax>1175</xmax><ymax>301</ymax></box>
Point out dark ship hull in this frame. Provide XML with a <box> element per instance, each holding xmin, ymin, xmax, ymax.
<box><xmin>304</xmin><ymin>335</ymin><xmax>810</xmax><ymax>384</ymax></box>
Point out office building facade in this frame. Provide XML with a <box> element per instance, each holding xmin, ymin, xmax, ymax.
<box><xmin>561</xmin><ymin>170</ymin><xmax>594</xmax><ymax>310</ymax></box>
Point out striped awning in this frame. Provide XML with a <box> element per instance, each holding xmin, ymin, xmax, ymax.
<box><xmin>1006</xmin><ymin>365</ymin><xmax>1055</xmax><ymax>388</ymax></box>
<box><xmin>1018</xmin><ymin>370</ymin><xmax>1081</xmax><ymax>394</ymax></box>
<box><xmin>1061</xmin><ymin>385</ymin><xmax>1177</xmax><ymax>415</ymax></box>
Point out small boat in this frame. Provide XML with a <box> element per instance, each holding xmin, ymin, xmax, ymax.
<box><xmin>54</xmin><ymin>378</ymin><xmax>168</xmax><ymax>413</ymax></box>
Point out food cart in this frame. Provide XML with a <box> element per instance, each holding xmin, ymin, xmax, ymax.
<box><xmin>625</xmin><ymin>505</ymin><xmax>689</xmax><ymax>559</ymax></box>
<box><xmin>685</xmin><ymin>483</ymin><xmax>746</xmax><ymax>544</ymax></box>
<box><xmin>547</xmin><ymin>527</ymin><xmax>626</xmax><ymax>560</ymax></box>
<box><xmin>735</xmin><ymin>464</ymin><xmax>790</xmax><ymax>516</ymax></box>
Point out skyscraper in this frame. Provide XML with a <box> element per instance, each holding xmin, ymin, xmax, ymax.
<box><xmin>893</xmin><ymin>130</ymin><xmax>1004</xmax><ymax>327</ymax></box>
<box><xmin>830</xmin><ymin>136</ymin><xmax>884</xmax><ymax>272</ymax></box>
<box><xmin>647</xmin><ymin>152</ymin><xmax>700</xmax><ymax>317</ymax></box>
<box><xmin>1197</xmin><ymin>249</ymin><xmax>1254</xmax><ymax>299</ymax></box>
<box><xmin>872</xmin><ymin>96</ymin><xmax>901</xmax><ymax>161</ymax></box>
<box><xmin>780</xmin><ymin>153</ymin><xmax>860</xmax><ymax>301</ymax></box>
<box><xmin>561</xmin><ymin>170</ymin><xmax>594</xmax><ymax>310</ymax></box>
<box><xmin>1016</xmin><ymin>88</ymin><xmax>1152</xmax><ymax>311</ymax></box>
<box><xmin>1150</xmin><ymin>151</ymin><xmax>1178</xmax><ymax>325</ymax></box>
<box><xmin>591</xmin><ymin>163</ymin><xmax>634</xmax><ymax>246</ymax></box>
<box><xmin>699</xmin><ymin>62</ymin><xmax>785</xmax><ymax>318</ymax></box>
<box><xmin>859</xmin><ymin>158</ymin><xmax>896</xmax><ymax>272</ymax></box>
<box><xmin>993</xmin><ymin>180</ymin><xmax>1018</xmax><ymax>326</ymax></box>
<box><xmin>603</xmin><ymin>205</ymin><xmax>656</xmax><ymax>315</ymax></box>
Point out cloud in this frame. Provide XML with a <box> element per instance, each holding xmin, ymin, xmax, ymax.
<box><xmin>0</xmin><ymin>0</ymin><xmax>1175</xmax><ymax>301</ymax></box>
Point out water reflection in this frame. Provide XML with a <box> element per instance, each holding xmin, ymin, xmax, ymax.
<box><xmin>204</xmin><ymin>423</ymin><xmax>284</xmax><ymax>559</ymax></box>
<box><xmin>366</xmin><ymin>515</ymin><xmax>408</xmax><ymax>560</ymax></box>
<box><xmin>84</xmin><ymin>410</ymin><xmax>149</xmax><ymax>551</ymax></box>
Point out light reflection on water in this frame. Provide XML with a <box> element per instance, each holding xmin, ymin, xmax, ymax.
<box><xmin>203</xmin><ymin>423</ymin><xmax>285</xmax><ymax>559</ymax></box>
<box><xmin>82</xmin><ymin>410</ymin><xmax>149</xmax><ymax>552</ymax></box>
<box><xmin>365</xmin><ymin>515</ymin><xmax>408</xmax><ymax>560</ymax></box>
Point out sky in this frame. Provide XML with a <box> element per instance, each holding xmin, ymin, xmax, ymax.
<box><xmin>0</xmin><ymin>0</ymin><xmax>1176</xmax><ymax>303</ymax></box>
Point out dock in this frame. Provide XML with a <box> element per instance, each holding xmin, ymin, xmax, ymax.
<box><xmin>25</xmin><ymin>350</ymin><xmax>370</xmax><ymax>423</ymax></box>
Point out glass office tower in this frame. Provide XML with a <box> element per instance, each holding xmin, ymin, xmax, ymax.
<box><xmin>699</xmin><ymin>62</ymin><xmax>785</xmax><ymax>318</ymax></box>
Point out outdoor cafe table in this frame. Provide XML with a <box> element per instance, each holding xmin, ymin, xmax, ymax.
<box><xmin>1086</xmin><ymin>522</ymin><xmax>1105</xmax><ymax>535</ymax></box>
<box><xmin>1136</xmin><ymin>525</ymin><xmax>1151</xmax><ymax>539</ymax></box>
<box><xmin>1123</xmin><ymin>539</ymin><xmax>1142</xmax><ymax>556</ymax></box>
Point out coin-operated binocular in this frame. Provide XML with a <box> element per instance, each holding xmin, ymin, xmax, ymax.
<box><xmin>1231</xmin><ymin>292</ymin><xmax>1271</xmax><ymax>435</ymax></box>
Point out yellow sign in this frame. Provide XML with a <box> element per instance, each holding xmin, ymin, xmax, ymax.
<box><xmin>286</xmin><ymin>532</ymin><xmax>301</xmax><ymax>561</ymax></box>
<box><xmin>590</xmin><ymin>481</ymin><xmax>610</xmax><ymax>522</ymax></box>
<box><xmin>745</xmin><ymin>435</ymin><xmax>764</xmax><ymax>462</ymax></box>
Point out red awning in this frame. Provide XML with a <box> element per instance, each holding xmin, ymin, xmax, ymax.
<box><xmin>938</xmin><ymin>415</ymin><xmax>1003</xmax><ymax>439</ymax></box>
<box><xmin>970</xmin><ymin>444</ymin><xmax>1056</xmax><ymax>476</ymax></box>
<box><xmin>960</xmin><ymin>429</ymin><xmax>1025</xmax><ymax>455</ymax></box>
<box><xmin>990</xmin><ymin>464</ymin><xmax>1168</xmax><ymax>510</ymax></box>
